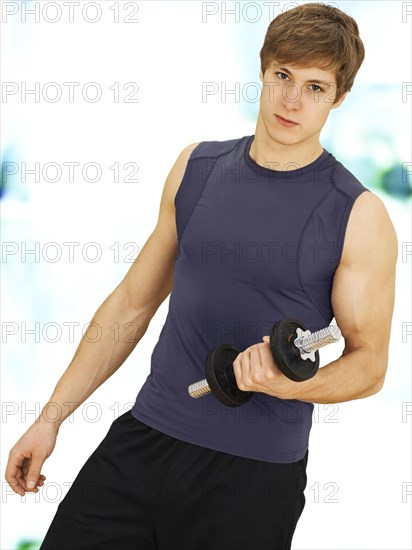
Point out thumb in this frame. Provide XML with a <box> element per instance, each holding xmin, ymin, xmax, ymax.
<box><xmin>26</xmin><ymin>456</ymin><xmax>44</xmax><ymax>489</ymax></box>
<box><xmin>262</xmin><ymin>335</ymin><xmax>270</xmax><ymax>343</ymax></box>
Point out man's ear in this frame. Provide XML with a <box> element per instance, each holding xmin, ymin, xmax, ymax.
<box><xmin>331</xmin><ymin>91</ymin><xmax>348</xmax><ymax>109</ymax></box>
<box><xmin>259</xmin><ymin>69</ymin><xmax>264</xmax><ymax>82</ymax></box>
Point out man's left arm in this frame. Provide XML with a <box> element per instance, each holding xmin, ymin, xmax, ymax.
<box><xmin>233</xmin><ymin>191</ymin><xmax>398</xmax><ymax>404</ymax></box>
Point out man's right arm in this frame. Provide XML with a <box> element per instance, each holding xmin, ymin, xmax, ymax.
<box><xmin>5</xmin><ymin>141</ymin><xmax>200</xmax><ymax>495</ymax></box>
<box><xmin>38</xmin><ymin>141</ymin><xmax>200</xmax><ymax>431</ymax></box>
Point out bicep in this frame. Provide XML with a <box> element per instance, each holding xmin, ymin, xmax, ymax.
<box><xmin>331</xmin><ymin>192</ymin><xmax>398</xmax><ymax>373</ymax></box>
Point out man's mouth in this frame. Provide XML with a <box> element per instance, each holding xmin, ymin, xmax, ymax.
<box><xmin>275</xmin><ymin>114</ymin><xmax>298</xmax><ymax>127</ymax></box>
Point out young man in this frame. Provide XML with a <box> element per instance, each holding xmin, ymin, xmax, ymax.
<box><xmin>5</xmin><ymin>3</ymin><xmax>397</xmax><ymax>549</ymax></box>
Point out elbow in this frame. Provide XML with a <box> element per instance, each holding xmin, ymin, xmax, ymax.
<box><xmin>375</xmin><ymin>350</ymin><xmax>389</xmax><ymax>385</ymax></box>
<box><xmin>371</xmin><ymin>374</ymin><xmax>386</xmax><ymax>395</ymax></box>
<box><xmin>362</xmin><ymin>349</ymin><xmax>388</xmax><ymax>398</ymax></box>
<box><xmin>360</xmin><ymin>373</ymin><xmax>386</xmax><ymax>400</ymax></box>
<box><xmin>111</xmin><ymin>287</ymin><xmax>154</xmax><ymax>328</ymax></box>
<box><xmin>112</xmin><ymin>285</ymin><xmax>156</xmax><ymax>322</ymax></box>
<box><xmin>371</xmin><ymin>354</ymin><xmax>388</xmax><ymax>395</ymax></box>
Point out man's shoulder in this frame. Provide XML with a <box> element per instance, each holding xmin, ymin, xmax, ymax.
<box><xmin>325</xmin><ymin>155</ymin><xmax>397</xmax><ymax>268</ymax></box>
<box><xmin>340</xmin><ymin>190</ymin><xmax>398</xmax><ymax>266</ymax></box>
<box><xmin>187</xmin><ymin>135</ymin><xmax>248</xmax><ymax>161</ymax></box>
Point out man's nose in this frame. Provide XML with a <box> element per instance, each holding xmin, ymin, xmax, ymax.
<box><xmin>282</xmin><ymin>82</ymin><xmax>302</xmax><ymax>109</ymax></box>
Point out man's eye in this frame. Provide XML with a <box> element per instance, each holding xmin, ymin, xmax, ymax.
<box><xmin>275</xmin><ymin>72</ymin><xmax>289</xmax><ymax>80</ymax></box>
<box><xmin>310</xmin><ymin>84</ymin><xmax>324</xmax><ymax>92</ymax></box>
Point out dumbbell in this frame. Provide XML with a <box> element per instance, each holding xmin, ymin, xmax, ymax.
<box><xmin>187</xmin><ymin>317</ymin><xmax>341</xmax><ymax>407</ymax></box>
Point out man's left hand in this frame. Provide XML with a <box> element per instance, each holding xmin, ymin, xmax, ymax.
<box><xmin>231</xmin><ymin>336</ymin><xmax>298</xmax><ymax>399</ymax></box>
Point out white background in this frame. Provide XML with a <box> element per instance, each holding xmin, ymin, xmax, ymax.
<box><xmin>1</xmin><ymin>1</ymin><xmax>411</xmax><ymax>549</ymax></box>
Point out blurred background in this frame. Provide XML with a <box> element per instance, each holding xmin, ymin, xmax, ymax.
<box><xmin>1</xmin><ymin>1</ymin><xmax>411</xmax><ymax>548</ymax></box>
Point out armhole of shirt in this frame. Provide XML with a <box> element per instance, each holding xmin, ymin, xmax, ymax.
<box><xmin>173</xmin><ymin>142</ymin><xmax>204</xmax><ymax>208</ymax></box>
<box><xmin>335</xmin><ymin>188</ymin><xmax>371</xmax><ymax>268</ymax></box>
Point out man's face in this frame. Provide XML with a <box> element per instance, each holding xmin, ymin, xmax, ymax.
<box><xmin>258</xmin><ymin>60</ymin><xmax>347</xmax><ymax>147</ymax></box>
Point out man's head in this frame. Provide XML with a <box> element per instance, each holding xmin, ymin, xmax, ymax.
<box><xmin>259</xmin><ymin>3</ymin><xmax>365</xmax><ymax>104</ymax></box>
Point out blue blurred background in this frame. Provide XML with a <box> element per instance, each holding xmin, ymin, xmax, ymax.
<box><xmin>1</xmin><ymin>1</ymin><xmax>411</xmax><ymax>548</ymax></box>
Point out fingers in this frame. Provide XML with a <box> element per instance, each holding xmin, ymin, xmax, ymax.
<box><xmin>233</xmin><ymin>347</ymin><xmax>256</xmax><ymax>391</ymax></box>
<box><xmin>5</xmin><ymin>452</ymin><xmax>24</xmax><ymax>495</ymax></box>
<box><xmin>6</xmin><ymin>450</ymin><xmax>47</xmax><ymax>493</ymax></box>
<box><xmin>22</xmin><ymin>465</ymin><xmax>46</xmax><ymax>481</ymax></box>
<box><xmin>7</xmin><ymin>477</ymin><xmax>25</xmax><ymax>496</ymax></box>
<box><xmin>5</xmin><ymin>469</ymin><xmax>46</xmax><ymax>495</ymax></box>
<box><xmin>233</xmin><ymin>349</ymin><xmax>249</xmax><ymax>391</ymax></box>
<box><xmin>235</xmin><ymin>341</ymin><xmax>279</xmax><ymax>392</ymax></box>
<box><xmin>25</xmin><ymin>455</ymin><xmax>46</xmax><ymax>490</ymax></box>
<box><xmin>5</xmin><ymin>429</ymin><xmax>52</xmax><ymax>496</ymax></box>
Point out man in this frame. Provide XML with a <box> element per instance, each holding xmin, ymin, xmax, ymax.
<box><xmin>5</xmin><ymin>3</ymin><xmax>397</xmax><ymax>549</ymax></box>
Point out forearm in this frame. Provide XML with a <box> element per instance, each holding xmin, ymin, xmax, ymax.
<box><xmin>37</xmin><ymin>290</ymin><xmax>152</xmax><ymax>431</ymax></box>
<box><xmin>284</xmin><ymin>346</ymin><xmax>385</xmax><ymax>404</ymax></box>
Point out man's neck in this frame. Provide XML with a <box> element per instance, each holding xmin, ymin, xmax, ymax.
<box><xmin>250</xmin><ymin>130</ymin><xmax>324</xmax><ymax>172</ymax></box>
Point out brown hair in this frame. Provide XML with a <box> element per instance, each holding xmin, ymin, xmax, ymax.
<box><xmin>259</xmin><ymin>3</ymin><xmax>365</xmax><ymax>103</ymax></box>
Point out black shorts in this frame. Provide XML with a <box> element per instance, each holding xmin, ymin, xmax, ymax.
<box><xmin>39</xmin><ymin>409</ymin><xmax>308</xmax><ymax>550</ymax></box>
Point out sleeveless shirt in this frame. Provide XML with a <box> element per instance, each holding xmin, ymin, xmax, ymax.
<box><xmin>131</xmin><ymin>134</ymin><xmax>369</xmax><ymax>463</ymax></box>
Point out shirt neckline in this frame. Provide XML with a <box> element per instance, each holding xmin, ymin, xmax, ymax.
<box><xmin>244</xmin><ymin>134</ymin><xmax>331</xmax><ymax>179</ymax></box>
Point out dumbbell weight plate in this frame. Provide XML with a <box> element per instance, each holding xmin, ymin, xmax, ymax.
<box><xmin>269</xmin><ymin>318</ymin><xmax>320</xmax><ymax>382</ymax></box>
<box><xmin>205</xmin><ymin>344</ymin><xmax>254</xmax><ymax>407</ymax></box>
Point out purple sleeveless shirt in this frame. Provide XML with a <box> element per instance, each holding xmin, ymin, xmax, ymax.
<box><xmin>131</xmin><ymin>135</ymin><xmax>369</xmax><ymax>463</ymax></box>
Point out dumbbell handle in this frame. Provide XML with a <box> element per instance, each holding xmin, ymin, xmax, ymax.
<box><xmin>188</xmin><ymin>323</ymin><xmax>341</xmax><ymax>399</ymax></box>
<box><xmin>294</xmin><ymin>324</ymin><xmax>341</xmax><ymax>360</ymax></box>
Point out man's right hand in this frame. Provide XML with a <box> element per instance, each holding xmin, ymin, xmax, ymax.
<box><xmin>4</xmin><ymin>420</ymin><xmax>59</xmax><ymax>496</ymax></box>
